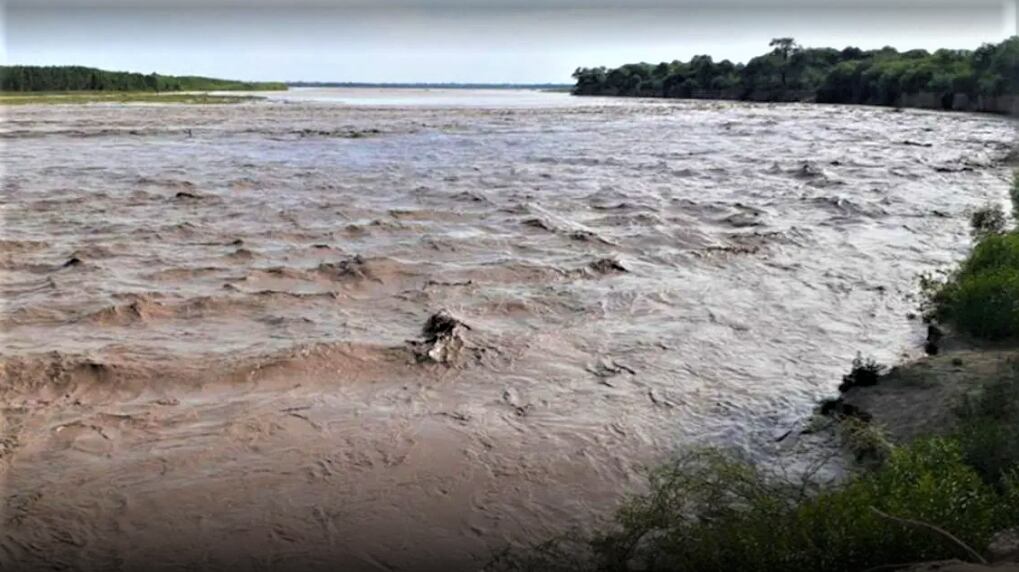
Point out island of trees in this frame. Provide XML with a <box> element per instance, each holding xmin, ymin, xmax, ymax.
<box><xmin>572</xmin><ymin>37</ymin><xmax>1019</xmax><ymax>114</ymax></box>
<box><xmin>0</xmin><ymin>65</ymin><xmax>287</xmax><ymax>92</ymax></box>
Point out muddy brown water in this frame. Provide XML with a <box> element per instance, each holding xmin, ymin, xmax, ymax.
<box><xmin>1</xmin><ymin>93</ymin><xmax>1016</xmax><ymax>571</ymax></box>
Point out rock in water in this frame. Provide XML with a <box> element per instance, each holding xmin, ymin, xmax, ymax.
<box><xmin>410</xmin><ymin>310</ymin><xmax>473</xmax><ymax>366</ymax></box>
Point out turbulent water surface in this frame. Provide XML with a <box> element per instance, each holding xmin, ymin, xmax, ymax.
<box><xmin>1</xmin><ymin>91</ymin><xmax>1015</xmax><ymax>571</ymax></box>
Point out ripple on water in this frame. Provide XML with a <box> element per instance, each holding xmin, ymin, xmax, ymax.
<box><xmin>0</xmin><ymin>98</ymin><xmax>1014</xmax><ymax>569</ymax></box>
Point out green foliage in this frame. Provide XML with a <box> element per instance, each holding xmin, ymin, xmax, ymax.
<box><xmin>1011</xmin><ymin>171</ymin><xmax>1019</xmax><ymax>219</ymax></box>
<box><xmin>970</xmin><ymin>204</ymin><xmax>1007</xmax><ymax>239</ymax></box>
<box><xmin>959</xmin><ymin>233</ymin><xmax>1019</xmax><ymax>276</ymax></box>
<box><xmin>935</xmin><ymin>268</ymin><xmax>1019</xmax><ymax>339</ymax></box>
<box><xmin>573</xmin><ymin>36</ymin><xmax>1019</xmax><ymax>107</ymax></box>
<box><xmin>0</xmin><ymin>92</ymin><xmax>259</xmax><ymax>105</ymax></box>
<box><xmin>926</xmin><ymin>233</ymin><xmax>1019</xmax><ymax>339</ymax></box>
<box><xmin>956</xmin><ymin>365</ymin><xmax>1019</xmax><ymax>486</ymax></box>
<box><xmin>0</xmin><ymin>65</ymin><xmax>286</xmax><ymax>93</ymax></box>
<box><xmin>838</xmin><ymin>354</ymin><xmax>884</xmax><ymax>392</ymax></box>
<box><xmin>492</xmin><ymin>440</ymin><xmax>1019</xmax><ymax>572</ymax></box>
<box><xmin>840</xmin><ymin>416</ymin><xmax>893</xmax><ymax>464</ymax></box>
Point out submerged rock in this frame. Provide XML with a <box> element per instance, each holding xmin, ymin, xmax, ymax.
<box><xmin>317</xmin><ymin>255</ymin><xmax>371</xmax><ymax>281</ymax></box>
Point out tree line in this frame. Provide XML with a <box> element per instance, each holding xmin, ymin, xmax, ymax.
<box><xmin>572</xmin><ymin>37</ymin><xmax>1019</xmax><ymax>108</ymax></box>
<box><xmin>0</xmin><ymin>65</ymin><xmax>287</xmax><ymax>92</ymax></box>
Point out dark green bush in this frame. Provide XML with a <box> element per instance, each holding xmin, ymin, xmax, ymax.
<box><xmin>936</xmin><ymin>268</ymin><xmax>1019</xmax><ymax>339</ymax></box>
<box><xmin>956</xmin><ymin>365</ymin><xmax>1019</xmax><ymax>485</ymax></box>
<box><xmin>838</xmin><ymin>354</ymin><xmax>884</xmax><ymax>392</ymax></box>
<box><xmin>926</xmin><ymin>233</ymin><xmax>1019</xmax><ymax>339</ymax></box>
<box><xmin>969</xmin><ymin>204</ymin><xmax>1007</xmax><ymax>239</ymax></box>
<box><xmin>959</xmin><ymin>418</ymin><xmax>1019</xmax><ymax>487</ymax></box>
<box><xmin>491</xmin><ymin>440</ymin><xmax>1019</xmax><ymax>572</ymax></box>
<box><xmin>1011</xmin><ymin>171</ymin><xmax>1019</xmax><ymax>219</ymax></box>
<box><xmin>960</xmin><ymin>233</ymin><xmax>1019</xmax><ymax>276</ymax></box>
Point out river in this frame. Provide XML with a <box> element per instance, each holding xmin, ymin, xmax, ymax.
<box><xmin>1</xmin><ymin>90</ymin><xmax>1015</xmax><ymax>571</ymax></box>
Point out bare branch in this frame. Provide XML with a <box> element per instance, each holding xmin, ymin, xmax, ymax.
<box><xmin>869</xmin><ymin>507</ymin><xmax>987</xmax><ymax>565</ymax></box>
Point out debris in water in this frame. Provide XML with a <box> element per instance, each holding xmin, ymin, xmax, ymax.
<box><xmin>409</xmin><ymin>309</ymin><xmax>473</xmax><ymax>366</ymax></box>
<box><xmin>587</xmin><ymin>359</ymin><xmax>636</xmax><ymax>378</ymax></box>
<box><xmin>318</xmin><ymin>255</ymin><xmax>371</xmax><ymax>281</ymax></box>
<box><xmin>648</xmin><ymin>389</ymin><xmax>675</xmax><ymax>408</ymax></box>
<box><xmin>522</xmin><ymin>217</ymin><xmax>554</xmax><ymax>231</ymax></box>
<box><xmin>501</xmin><ymin>387</ymin><xmax>531</xmax><ymax>416</ymax></box>
<box><xmin>588</xmin><ymin>258</ymin><xmax>627</xmax><ymax>275</ymax></box>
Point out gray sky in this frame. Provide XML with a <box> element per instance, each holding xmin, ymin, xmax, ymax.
<box><xmin>3</xmin><ymin>1</ymin><xmax>1017</xmax><ymax>83</ymax></box>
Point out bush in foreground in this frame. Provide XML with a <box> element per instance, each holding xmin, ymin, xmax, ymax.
<box><xmin>491</xmin><ymin>440</ymin><xmax>1019</xmax><ymax>572</ymax></box>
<box><xmin>956</xmin><ymin>363</ymin><xmax>1019</xmax><ymax>486</ymax></box>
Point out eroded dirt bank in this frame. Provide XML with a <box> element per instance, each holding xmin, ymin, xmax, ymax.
<box><xmin>1</xmin><ymin>98</ymin><xmax>1016</xmax><ymax>570</ymax></box>
<box><xmin>838</xmin><ymin>336</ymin><xmax>1019</xmax><ymax>446</ymax></box>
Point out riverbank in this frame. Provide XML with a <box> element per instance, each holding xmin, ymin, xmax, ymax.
<box><xmin>572</xmin><ymin>36</ymin><xmax>1019</xmax><ymax>117</ymax></box>
<box><xmin>0</xmin><ymin>91</ymin><xmax>263</xmax><ymax>105</ymax></box>
<box><xmin>837</xmin><ymin>334</ymin><xmax>1018</xmax><ymax>446</ymax></box>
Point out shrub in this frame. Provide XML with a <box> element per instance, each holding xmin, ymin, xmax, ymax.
<box><xmin>925</xmin><ymin>233</ymin><xmax>1019</xmax><ymax>339</ymax></box>
<box><xmin>969</xmin><ymin>204</ymin><xmax>1006</xmax><ymax>239</ymax></box>
<box><xmin>937</xmin><ymin>267</ymin><xmax>1019</xmax><ymax>339</ymax></box>
<box><xmin>490</xmin><ymin>440</ymin><xmax>1019</xmax><ymax>572</ymax></box>
<box><xmin>959</xmin><ymin>419</ymin><xmax>1019</xmax><ymax>487</ymax></box>
<box><xmin>959</xmin><ymin>232</ymin><xmax>1019</xmax><ymax>276</ymax></box>
<box><xmin>840</xmin><ymin>416</ymin><xmax>893</xmax><ymax>463</ymax></box>
<box><xmin>1011</xmin><ymin>170</ymin><xmax>1019</xmax><ymax>219</ymax></box>
<box><xmin>838</xmin><ymin>354</ymin><xmax>884</xmax><ymax>391</ymax></box>
<box><xmin>956</xmin><ymin>365</ymin><xmax>1019</xmax><ymax>485</ymax></box>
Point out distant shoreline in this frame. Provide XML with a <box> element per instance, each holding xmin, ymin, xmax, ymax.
<box><xmin>0</xmin><ymin>91</ymin><xmax>262</xmax><ymax>106</ymax></box>
<box><xmin>572</xmin><ymin>36</ymin><xmax>1019</xmax><ymax>116</ymax></box>
<box><xmin>287</xmin><ymin>82</ymin><xmax>572</xmax><ymax>91</ymax></box>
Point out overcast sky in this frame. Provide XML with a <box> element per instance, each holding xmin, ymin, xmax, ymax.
<box><xmin>3</xmin><ymin>1</ymin><xmax>1017</xmax><ymax>83</ymax></box>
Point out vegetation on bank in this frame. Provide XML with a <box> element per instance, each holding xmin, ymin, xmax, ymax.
<box><xmin>572</xmin><ymin>36</ymin><xmax>1019</xmax><ymax>108</ymax></box>
<box><xmin>494</xmin><ymin>173</ymin><xmax>1019</xmax><ymax>572</ymax></box>
<box><xmin>0</xmin><ymin>91</ymin><xmax>261</xmax><ymax>106</ymax></box>
<box><xmin>922</xmin><ymin>173</ymin><xmax>1019</xmax><ymax>340</ymax></box>
<box><xmin>1012</xmin><ymin>172</ymin><xmax>1019</xmax><ymax>219</ymax></box>
<box><xmin>492</xmin><ymin>437</ymin><xmax>1019</xmax><ymax>572</ymax></box>
<box><xmin>0</xmin><ymin>65</ymin><xmax>286</xmax><ymax>92</ymax></box>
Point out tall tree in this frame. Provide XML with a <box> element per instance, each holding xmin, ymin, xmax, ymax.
<box><xmin>769</xmin><ymin>37</ymin><xmax>801</xmax><ymax>87</ymax></box>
